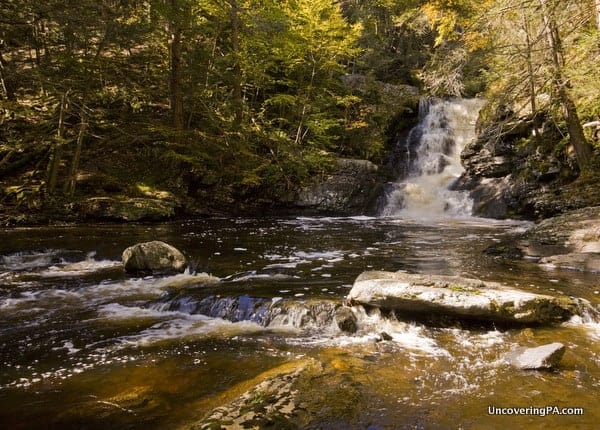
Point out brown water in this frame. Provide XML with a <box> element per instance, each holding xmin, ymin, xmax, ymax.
<box><xmin>0</xmin><ymin>216</ymin><xmax>599</xmax><ymax>429</ymax></box>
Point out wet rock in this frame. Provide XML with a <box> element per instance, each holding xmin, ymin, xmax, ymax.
<box><xmin>295</xmin><ymin>158</ymin><xmax>383</xmax><ymax>215</ymax></box>
<box><xmin>505</xmin><ymin>342</ymin><xmax>566</xmax><ymax>370</ymax></box>
<box><xmin>80</xmin><ymin>197</ymin><xmax>176</xmax><ymax>222</ymax></box>
<box><xmin>268</xmin><ymin>300</ymin><xmax>339</xmax><ymax>329</ymax></box>
<box><xmin>375</xmin><ymin>332</ymin><xmax>393</xmax><ymax>342</ymax></box>
<box><xmin>334</xmin><ymin>306</ymin><xmax>358</xmax><ymax>333</ymax></box>
<box><xmin>347</xmin><ymin>271</ymin><xmax>578</xmax><ymax>325</ymax></box>
<box><xmin>122</xmin><ymin>241</ymin><xmax>187</xmax><ymax>275</ymax></box>
<box><xmin>524</xmin><ymin>206</ymin><xmax>600</xmax><ymax>252</ymax></box>
<box><xmin>539</xmin><ymin>253</ymin><xmax>600</xmax><ymax>273</ymax></box>
<box><xmin>521</xmin><ymin>206</ymin><xmax>600</xmax><ymax>272</ymax></box>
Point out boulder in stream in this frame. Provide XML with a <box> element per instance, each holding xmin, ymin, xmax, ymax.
<box><xmin>347</xmin><ymin>271</ymin><xmax>578</xmax><ymax>326</ymax></box>
<box><xmin>122</xmin><ymin>241</ymin><xmax>187</xmax><ymax>275</ymax></box>
<box><xmin>505</xmin><ymin>342</ymin><xmax>566</xmax><ymax>370</ymax></box>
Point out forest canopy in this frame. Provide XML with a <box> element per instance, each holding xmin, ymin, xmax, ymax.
<box><xmin>0</xmin><ymin>0</ymin><xmax>599</xmax><ymax>214</ymax></box>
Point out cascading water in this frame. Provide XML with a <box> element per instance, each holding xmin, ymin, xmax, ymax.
<box><xmin>382</xmin><ymin>98</ymin><xmax>485</xmax><ymax>219</ymax></box>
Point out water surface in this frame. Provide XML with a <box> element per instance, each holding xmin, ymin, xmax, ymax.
<box><xmin>1</xmin><ymin>217</ymin><xmax>598</xmax><ymax>429</ymax></box>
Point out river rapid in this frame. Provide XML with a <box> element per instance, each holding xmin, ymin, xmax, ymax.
<box><xmin>1</xmin><ymin>216</ymin><xmax>599</xmax><ymax>429</ymax></box>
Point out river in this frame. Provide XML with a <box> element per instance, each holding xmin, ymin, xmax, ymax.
<box><xmin>1</xmin><ymin>216</ymin><xmax>599</xmax><ymax>429</ymax></box>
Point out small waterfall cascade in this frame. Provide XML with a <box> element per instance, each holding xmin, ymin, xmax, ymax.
<box><xmin>382</xmin><ymin>98</ymin><xmax>485</xmax><ymax>219</ymax></box>
<box><xmin>152</xmin><ymin>294</ymin><xmax>343</xmax><ymax>332</ymax></box>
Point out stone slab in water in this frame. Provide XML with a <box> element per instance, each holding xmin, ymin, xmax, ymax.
<box><xmin>505</xmin><ymin>342</ymin><xmax>566</xmax><ymax>370</ymax></box>
<box><xmin>347</xmin><ymin>271</ymin><xmax>577</xmax><ymax>325</ymax></box>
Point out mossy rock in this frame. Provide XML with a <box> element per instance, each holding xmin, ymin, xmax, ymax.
<box><xmin>79</xmin><ymin>196</ymin><xmax>176</xmax><ymax>222</ymax></box>
<box><xmin>122</xmin><ymin>241</ymin><xmax>187</xmax><ymax>275</ymax></box>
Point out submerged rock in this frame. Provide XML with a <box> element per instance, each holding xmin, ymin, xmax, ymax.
<box><xmin>347</xmin><ymin>271</ymin><xmax>577</xmax><ymax>325</ymax></box>
<box><xmin>122</xmin><ymin>241</ymin><xmax>187</xmax><ymax>275</ymax></box>
<box><xmin>483</xmin><ymin>243</ymin><xmax>524</xmax><ymax>259</ymax></box>
<box><xmin>505</xmin><ymin>342</ymin><xmax>566</xmax><ymax>370</ymax></box>
<box><xmin>188</xmin><ymin>359</ymin><xmax>312</xmax><ymax>430</ymax></box>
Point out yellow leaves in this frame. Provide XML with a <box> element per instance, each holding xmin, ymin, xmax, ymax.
<box><xmin>463</xmin><ymin>30</ymin><xmax>489</xmax><ymax>51</ymax></box>
<box><xmin>421</xmin><ymin>0</ymin><xmax>493</xmax><ymax>51</ymax></box>
<box><xmin>421</xmin><ymin>2</ymin><xmax>462</xmax><ymax>46</ymax></box>
<box><xmin>334</xmin><ymin>95</ymin><xmax>362</xmax><ymax>108</ymax></box>
<box><xmin>421</xmin><ymin>3</ymin><xmax>441</xmax><ymax>26</ymax></box>
<box><xmin>345</xmin><ymin>120</ymin><xmax>369</xmax><ymax>131</ymax></box>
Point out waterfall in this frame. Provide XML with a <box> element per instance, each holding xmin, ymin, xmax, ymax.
<box><xmin>382</xmin><ymin>98</ymin><xmax>484</xmax><ymax>219</ymax></box>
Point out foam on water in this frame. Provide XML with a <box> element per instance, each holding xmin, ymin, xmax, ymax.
<box><xmin>114</xmin><ymin>314</ymin><xmax>266</xmax><ymax>348</ymax></box>
<box><xmin>261</xmin><ymin>249</ymin><xmax>348</xmax><ymax>273</ymax></box>
<box><xmin>1</xmin><ymin>249</ymin><xmax>61</xmax><ymax>271</ymax></box>
<box><xmin>39</xmin><ymin>258</ymin><xmax>122</xmax><ymax>277</ymax></box>
<box><xmin>565</xmin><ymin>302</ymin><xmax>600</xmax><ymax>340</ymax></box>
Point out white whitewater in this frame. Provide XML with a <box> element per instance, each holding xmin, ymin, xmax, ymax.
<box><xmin>382</xmin><ymin>98</ymin><xmax>484</xmax><ymax>219</ymax></box>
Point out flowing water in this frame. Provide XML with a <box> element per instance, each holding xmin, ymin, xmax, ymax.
<box><xmin>2</xmin><ymin>99</ymin><xmax>599</xmax><ymax>429</ymax></box>
<box><xmin>1</xmin><ymin>217</ymin><xmax>599</xmax><ymax>429</ymax></box>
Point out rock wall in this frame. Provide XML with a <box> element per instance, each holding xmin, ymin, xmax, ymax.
<box><xmin>295</xmin><ymin>158</ymin><xmax>384</xmax><ymax>215</ymax></box>
<box><xmin>453</xmin><ymin>115</ymin><xmax>600</xmax><ymax>220</ymax></box>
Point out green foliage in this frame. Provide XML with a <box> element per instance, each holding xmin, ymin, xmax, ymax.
<box><xmin>4</xmin><ymin>0</ymin><xmax>595</xmax><ymax>213</ymax></box>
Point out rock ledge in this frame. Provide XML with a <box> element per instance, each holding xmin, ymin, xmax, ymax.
<box><xmin>347</xmin><ymin>271</ymin><xmax>577</xmax><ymax>325</ymax></box>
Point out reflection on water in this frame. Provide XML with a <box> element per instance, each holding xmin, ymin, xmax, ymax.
<box><xmin>0</xmin><ymin>217</ymin><xmax>599</xmax><ymax>429</ymax></box>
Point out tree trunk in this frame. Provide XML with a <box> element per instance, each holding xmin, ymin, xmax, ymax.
<box><xmin>295</xmin><ymin>58</ymin><xmax>316</xmax><ymax>145</ymax></box>
<box><xmin>65</xmin><ymin>113</ymin><xmax>88</xmax><ymax>197</ymax></box>
<box><xmin>228</xmin><ymin>0</ymin><xmax>243</xmax><ymax>125</ymax></box>
<box><xmin>169</xmin><ymin>0</ymin><xmax>184</xmax><ymax>132</ymax></box>
<box><xmin>521</xmin><ymin>9</ymin><xmax>541</xmax><ymax>143</ymax></box>
<box><xmin>0</xmin><ymin>51</ymin><xmax>12</xmax><ymax>100</ymax></box>
<box><xmin>539</xmin><ymin>0</ymin><xmax>593</xmax><ymax>168</ymax></box>
<box><xmin>47</xmin><ymin>91</ymin><xmax>69</xmax><ymax>195</ymax></box>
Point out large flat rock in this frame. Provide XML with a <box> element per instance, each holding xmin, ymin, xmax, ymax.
<box><xmin>347</xmin><ymin>271</ymin><xmax>578</xmax><ymax>325</ymax></box>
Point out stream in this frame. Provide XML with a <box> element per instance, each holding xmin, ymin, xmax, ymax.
<box><xmin>1</xmin><ymin>217</ymin><xmax>599</xmax><ymax>429</ymax></box>
<box><xmin>2</xmin><ymin>99</ymin><xmax>599</xmax><ymax>428</ymax></box>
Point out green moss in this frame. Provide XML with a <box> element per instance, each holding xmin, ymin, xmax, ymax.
<box><xmin>447</xmin><ymin>284</ymin><xmax>480</xmax><ymax>294</ymax></box>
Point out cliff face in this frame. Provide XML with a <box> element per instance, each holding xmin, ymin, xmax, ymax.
<box><xmin>453</xmin><ymin>115</ymin><xmax>600</xmax><ymax>220</ymax></box>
